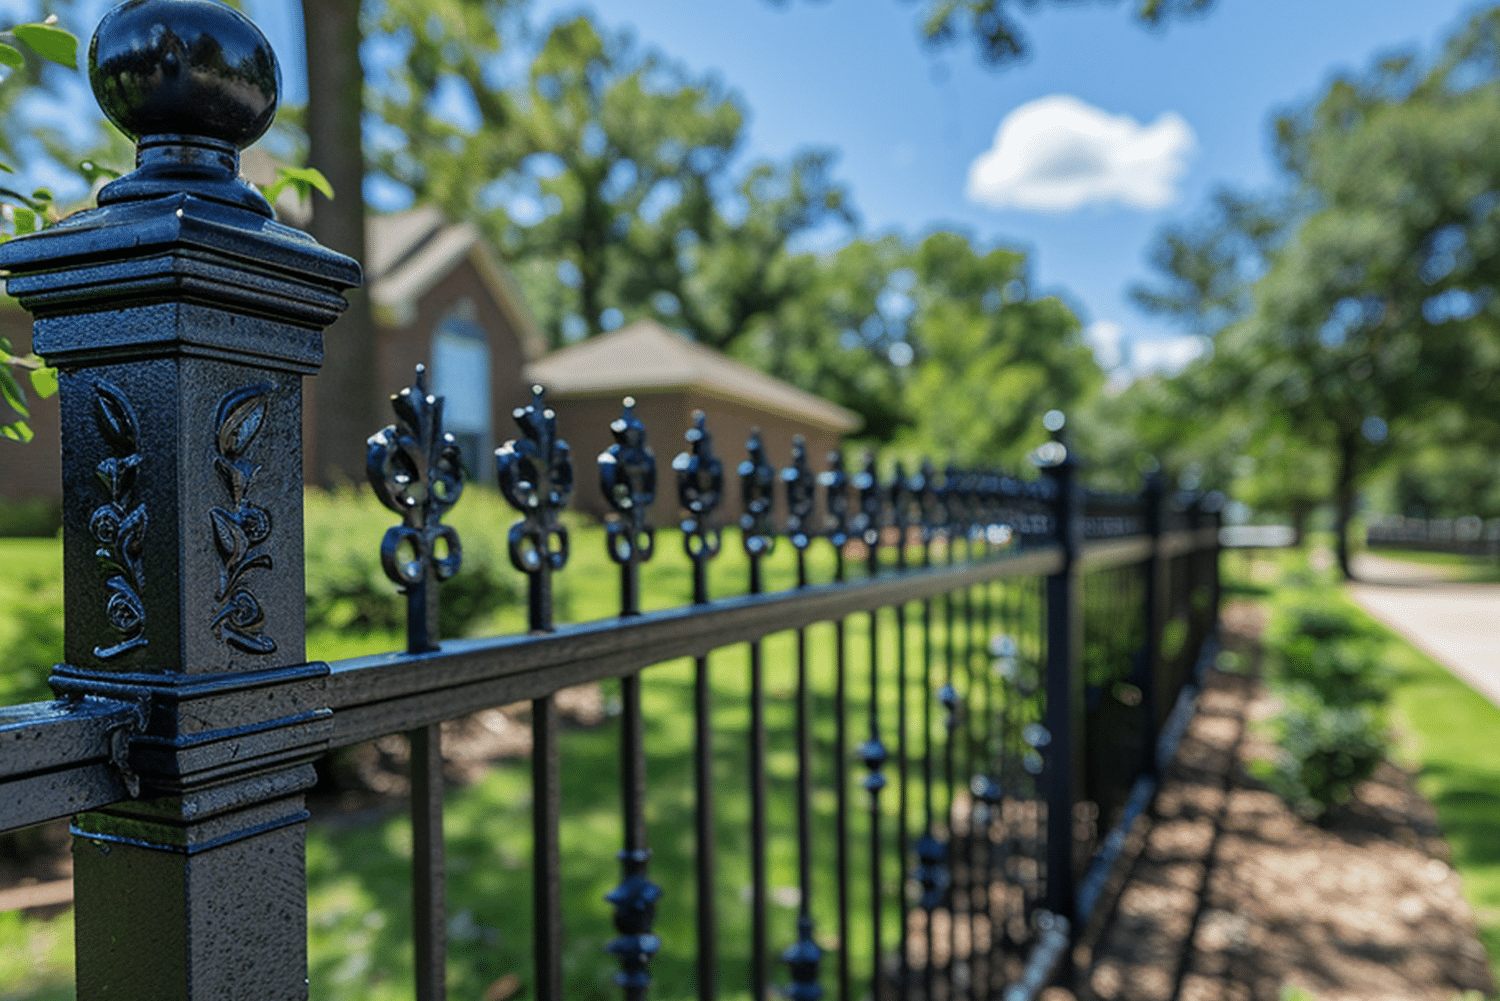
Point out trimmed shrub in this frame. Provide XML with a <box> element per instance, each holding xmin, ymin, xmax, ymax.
<box><xmin>1259</xmin><ymin>684</ymin><xmax>1389</xmax><ymax>820</ymax></box>
<box><xmin>304</xmin><ymin>487</ymin><xmax>524</xmax><ymax>639</ymax></box>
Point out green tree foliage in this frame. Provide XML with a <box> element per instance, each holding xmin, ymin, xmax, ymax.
<box><xmin>766</xmin><ymin>0</ymin><xmax>1213</xmax><ymax>67</ymax></box>
<box><xmin>735</xmin><ymin>231</ymin><xmax>1099</xmax><ymax>455</ymax></box>
<box><xmin>1130</xmin><ymin>6</ymin><xmax>1500</xmax><ymax>573</ymax></box>
<box><xmin>372</xmin><ymin>14</ymin><xmax>854</xmax><ymax>351</ymax></box>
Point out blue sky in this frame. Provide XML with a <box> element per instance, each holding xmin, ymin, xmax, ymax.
<box><xmin>245</xmin><ymin>0</ymin><xmax>1486</xmax><ymax>377</ymax></box>
<box><xmin>29</xmin><ymin>0</ymin><xmax>1489</xmax><ymax>376</ymax></box>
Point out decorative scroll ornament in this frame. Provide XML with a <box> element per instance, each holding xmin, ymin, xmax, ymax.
<box><xmin>945</xmin><ymin>463</ymin><xmax>970</xmax><ymax>541</ymax></box>
<box><xmin>497</xmin><ymin>385</ymin><xmax>573</xmax><ymax>576</ymax></box>
<box><xmin>917</xmin><ymin>459</ymin><xmax>944</xmax><ymax>546</ymax></box>
<box><xmin>852</xmin><ymin>451</ymin><xmax>883</xmax><ymax>548</ymax></box>
<box><xmin>888</xmin><ymin>460</ymin><xmax>913</xmax><ymax>551</ymax></box>
<box><xmin>819</xmin><ymin>448</ymin><xmax>850</xmax><ymax>548</ymax></box>
<box><xmin>209</xmin><ymin>383</ymin><xmax>276</xmax><ymax>653</ymax></box>
<box><xmin>598</xmin><ymin>397</ymin><xmax>657</xmax><ymax>566</ymax></box>
<box><xmin>89</xmin><ymin>379</ymin><xmax>148</xmax><ymax>660</ymax></box>
<box><xmin>366</xmin><ymin>365</ymin><xmax>464</xmax><ymax>588</ymax></box>
<box><xmin>738</xmin><ymin>429</ymin><xmax>776</xmax><ymax>556</ymax></box>
<box><xmin>672</xmin><ymin>410</ymin><xmax>722</xmax><ymax>563</ymax></box>
<box><xmin>859</xmin><ymin>733</ymin><xmax>888</xmax><ymax>793</ymax></box>
<box><xmin>606</xmin><ymin>848</ymin><xmax>662</xmax><ymax>997</ymax></box>
<box><xmin>782</xmin><ymin>435</ymin><xmax>815</xmax><ymax>551</ymax></box>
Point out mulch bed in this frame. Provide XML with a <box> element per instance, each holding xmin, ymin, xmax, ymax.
<box><xmin>1077</xmin><ymin>604</ymin><xmax>1495</xmax><ymax>1001</ymax></box>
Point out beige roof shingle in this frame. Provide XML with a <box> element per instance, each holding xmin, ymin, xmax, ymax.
<box><xmin>525</xmin><ymin>320</ymin><xmax>861</xmax><ymax>433</ymax></box>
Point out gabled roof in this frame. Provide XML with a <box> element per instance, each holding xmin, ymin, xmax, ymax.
<box><xmin>238</xmin><ymin>150</ymin><xmax>546</xmax><ymax>361</ymax></box>
<box><xmin>525</xmin><ymin>320</ymin><xmax>861</xmax><ymax>434</ymax></box>
<box><xmin>365</xmin><ymin>208</ymin><xmax>547</xmax><ymax>361</ymax></box>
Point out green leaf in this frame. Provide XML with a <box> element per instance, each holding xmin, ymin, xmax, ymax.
<box><xmin>0</xmin><ymin>162</ymin><xmax>13</xmax><ymax>174</ymax></box>
<box><xmin>29</xmin><ymin>365</ymin><xmax>57</xmax><ymax>399</ymax></box>
<box><xmin>1</xmin><ymin>420</ymin><xmax>34</xmax><ymax>443</ymax></box>
<box><xmin>262</xmin><ymin>165</ymin><xmax>335</xmax><ymax>205</ymax></box>
<box><xmin>0</xmin><ymin>366</ymin><xmax>28</xmax><ymax>418</ymax></box>
<box><xmin>12</xmin><ymin>207</ymin><xmax>36</xmax><ymax>235</ymax></box>
<box><xmin>12</xmin><ymin>24</ymin><xmax>77</xmax><ymax>69</ymax></box>
<box><xmin>77</xmin><ymin>160</ymin><xmax>122</xmax><ymax>185</ymax></box>
<box><xmin>0</xmin><ymin>337</ymin><xmax>12</xmax><ymax>357</ymax></box>
<box><xmin>29</xmin><ymin>187</ymin><xmax>50</xmax><ymax>203</ymax></box>
<box><xmin>0</xmin><ymin>43</ymin><xmax>24</xmax><ymax>69</ymax></box>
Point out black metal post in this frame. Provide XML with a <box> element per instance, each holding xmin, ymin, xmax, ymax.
<box><xmin>0</xmin><ymin>5</ymin><xmax>360</xmax><ymax>998</ymax></box>
<box><xmin>1041</xmin><ymin>432</ymin><xmax>1083</xmax><ymax>924</ymax></box>
<box><xmin>1141</xmin><ymin>472</ymin><xmax>1166</xmax><ymax>777</ymax></box>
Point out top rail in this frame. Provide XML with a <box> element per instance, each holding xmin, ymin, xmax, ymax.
<box><xmin>0</xmin><ymin>526</ymin><xmax>1224</xmax><ymax>834</ymax></box>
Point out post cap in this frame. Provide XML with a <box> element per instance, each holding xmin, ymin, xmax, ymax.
<box><xmin>89</xmin><ymin>0</ymin><xmax>279</xmax><ymax>149</ymax></box>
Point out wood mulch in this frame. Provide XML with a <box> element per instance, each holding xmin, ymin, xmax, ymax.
<box><xmin>1072</xmin><ymin>603</ymin><xmax>1495</xmax><ymax>1001</ymax></box>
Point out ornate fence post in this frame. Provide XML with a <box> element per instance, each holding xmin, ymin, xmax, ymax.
<box><xmin>0</xmin><ymin>2</ymin><xmax>360</xmax><ymax>998</ymax></box>
<box><xmin>1038</xmin><ymin>417</ymin><xmax>1083</xmax><ymax>925</ymax></box>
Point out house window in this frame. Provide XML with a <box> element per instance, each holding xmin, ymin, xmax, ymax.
<box><xmin>430</xmin><ymin>299</ymin><xmax>491</xmax><ymax>477</ymax></box>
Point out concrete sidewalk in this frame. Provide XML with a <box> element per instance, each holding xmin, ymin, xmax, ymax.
<box><xmin>1348</xmin><ymin>553</ymin><xmax>1500</xmax><ymax>711</ymax></box>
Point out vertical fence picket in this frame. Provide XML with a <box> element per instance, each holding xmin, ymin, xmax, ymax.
<box><xmin>781</xmin><ymin>437</ymin><xmax>824</xmax><ymax>1000</ymax></box>
<box><xmin>600</xmin><ymin>399</ymin><xmax>662</xmax><ymax>1000</ymax></box>
<box><xmin>740</xmin><ymin>430</ymin><xmax>776</xmax><ymax>1000</ymax></box>
<box><xmin>819</xmin><ymin>450</ymin><xmax>853</xmax><ymax>1001</ymax></box>
<box><xmin>368</xmin><ymin>365</ymin><xmax>468</xmax><ymax>1001</ymax></box>
<box><xmin>497</xmin><ymin>385</ymin><xmax>574</xmax><ymax>1000</ymax></box>
<box><xmin>675</xmin><ymin>411</ymin><xmax>725</xmax><ymax>1001</ymax></box>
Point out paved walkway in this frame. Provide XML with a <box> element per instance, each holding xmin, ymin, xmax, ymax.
<box><xmin>1348</xmin><ymin>553</ymin><xmax>1500</xmax><ymax>711</ymax></box>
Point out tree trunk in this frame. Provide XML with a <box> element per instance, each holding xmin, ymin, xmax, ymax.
<box><xmin>303</xmin><ymin>0</ymin><xmax>377</xmax><ymax>486</ymax></box>
<box><xmin>1334</xmin><ymin>428</ymin><xmax>1359</xmax><ymax>580</ymax></box>
<box><xmin>1290</xmin><ymin>504</ymin><xmax>1309</xmax><ymax>548</ymax></box>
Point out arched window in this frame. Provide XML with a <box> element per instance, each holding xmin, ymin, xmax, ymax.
<box><xmin>430</xmin><ymin>298</ymin><xmax>491</xmax><ymax>476</ymax></box>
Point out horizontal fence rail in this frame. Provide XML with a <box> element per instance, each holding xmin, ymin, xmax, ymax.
<box><xmin>0</xmin><ymin>4</ymin><xmax>1223</xmax><ymax>1000</ymax></box>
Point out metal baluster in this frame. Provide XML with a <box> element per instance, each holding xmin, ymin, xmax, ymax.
<box><xmin>368</xmin><ymin>365</ymin><xmax>466</xmax><ymax>1001</ymax></box>
<box><xmin>496</xmin><ymin>384</ymin><xmax>574</xmax><ymax>1001</ymax></box>
<box><xmin>886</xmin><ymin>461</ymin><xmax>913</xmax><ymax>992</ymax></box>
<box><xmin>913</xmin><ymin>459</ymin><xmax>947</xmax><ymax>999</ymax></box>
<box><xmin>939</xmin><ymin>465</ymin><xmax>962</xmax><ymax>987</ymax></box>
<box><xmin>674</xmin><ymin>411</ymin><xmax>725</xmax><ymax>1001</ymax></box>
<box><xmin>958</xmin><ymin>472</ymin><xmax>979</xmax><ymax>1000</ymax></box>
<box><xmin>740</xmin><ymin>430</ymin><xmax>776</xmax><ymax>1000</ymax></box>
<box><xmin>599</xmin><ymin>398</ymin><xmax>662</xmax><ymax>1001</ymax></box>
<box><xmin>781</xmin><ymin>437</ymin><xmax>823</xmax><ymax>1000</ymax></box>
<box><xmin>818</xmin><ymin>450</ymin><xmax>853</xmax><ymax>1001</ymax></box>
<box><xmin>853</xmin><ymin>452</ymin><xmax>887</xmax><ymax>1000</ymax></box>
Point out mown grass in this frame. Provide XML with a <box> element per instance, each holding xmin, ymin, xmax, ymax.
<box><xmin>0</xmin><ymin>491</ymin><xmax>1044</xmax><ymax>1001</ymax></box>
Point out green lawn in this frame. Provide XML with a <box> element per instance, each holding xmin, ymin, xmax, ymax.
<box><xmin>0</xmin><ymin>504</ymin><xmax>1044</xmax><ymax>1001</ymax></box>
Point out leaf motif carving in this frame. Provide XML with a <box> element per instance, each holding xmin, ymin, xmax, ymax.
<box><xmin>215</xmin><ymin>384</ymin><xmax>271</xmax><ymax>460</ymax></box>
<box><xmin>93</xmin><ymin>379</ymin><xmax>138</xmax><ymax>452</ymax></box>
<box><xmin>210</xmin><ymin>507</ymin><xmax>246</xmax><ymax>563</ymax></box>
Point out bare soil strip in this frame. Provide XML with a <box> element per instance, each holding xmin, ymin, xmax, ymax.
<box><xmin>1078</xmin><ymin>611</ymin><xmax>1493</xmax><ymax>1001</ymax></box>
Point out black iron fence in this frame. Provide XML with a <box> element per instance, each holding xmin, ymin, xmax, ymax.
<box><xmin>1366</xmin><ymin>514</ymin><xmax>1500</xmax><ymax>557</ymax></box>
<box><xmin>0</xmin><ymin>3</ymin><xmax>1222</xmax><ymax>999</ymax></box>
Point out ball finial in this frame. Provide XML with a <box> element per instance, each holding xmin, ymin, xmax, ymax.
<box><xmin>89</xmin><ymin>0</ymin><xmax>280</xmax><ymax>149</ymax></box>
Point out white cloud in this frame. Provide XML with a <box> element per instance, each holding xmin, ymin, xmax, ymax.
<box><xmin>1131</xmin><ymin>335</ymin><xmax>1209</xmax><ymax>375</ymax></box>
<box><xmin>1085</xmin><ymin>320</ymin><xmax>1125</xmax><ymax>370</ymax></box>
<box><xmin>966</xmin><ymin>95</ymin><xmax>1196</xmax><ymax>212</ymax></box>
<box><xmin>1088</xmin><ymin>322</ymin><xmax>1210</xmax><ymax>392</ymax></box>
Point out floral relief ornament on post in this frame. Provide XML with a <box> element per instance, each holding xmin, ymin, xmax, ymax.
<box><xmin>209</xmin><ymin>383</ymin><xmax>276</xmax><ymax>653</ymax></box>
<box><xmin>89</xmin><ymin>378</ymin><xmax>147</xmax><ymax>660</ymax></box>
